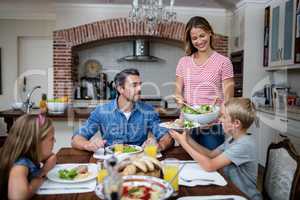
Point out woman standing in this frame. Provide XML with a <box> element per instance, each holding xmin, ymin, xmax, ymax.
<box><xmin>175</xmin><ymin>16</ymin><xmax>234</xmax><ymax>149</ymax></box>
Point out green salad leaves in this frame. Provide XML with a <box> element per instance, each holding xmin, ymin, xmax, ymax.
<box><xmin>182</xmin><ymin>104</ymin><xmax>212</xmax><ymax>114</ymax></box>
<box><xmin>58</xmin><ymin>169</ymin><xmax>78</xmax><ymax>180</ymax></box>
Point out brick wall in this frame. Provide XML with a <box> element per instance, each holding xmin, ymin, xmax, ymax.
<box><xmin>53</xmin><ymin>18</ymin><xmax>228</xmax><ymax>98</ymax></box>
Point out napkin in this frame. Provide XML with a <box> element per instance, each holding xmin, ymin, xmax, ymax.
<box><xmin>177</xmin><ymin>195</ymin><xmax>247</xmax><ymax>200</ymax></box>
<box><xmin>179</xmin><ymin>163</ymin><xmax>227</xmax><ymax>186</ymax></box>
<box><xmin>36</xmin><ymin>179</ymin><xmax>96</xmax><ymax>195</ymax></box>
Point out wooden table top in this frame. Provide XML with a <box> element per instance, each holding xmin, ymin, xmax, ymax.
<box><xmin>32</xmin><ymin>147</ymin><xmax>247</xmax><ymax>200</ymax></box>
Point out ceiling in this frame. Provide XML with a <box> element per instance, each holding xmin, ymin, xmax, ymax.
<box><xmin>0</xmin><ymin>0</ymin><xmax>240</xmax><ymax>9</ymax></box>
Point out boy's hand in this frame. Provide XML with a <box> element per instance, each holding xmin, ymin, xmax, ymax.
<box><xmin>40</xmin><ymin>154</ymin><xmax>57</xmax><ymax>177</ymax></box>
<box><xmin>169</xmin><ymin>130</ymin><xmax>187</xmax><ymax>144</ymax></box>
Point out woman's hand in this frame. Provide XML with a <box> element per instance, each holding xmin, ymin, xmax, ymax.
<box><xmin>173</xmin><ymin>95</ymin><xmax>184</xmax><ymax>109</ymax></box>
<box><xmin>169</xmin><ymin>130</ymin><xmax>187</xmax><ymax>144</ymax></box>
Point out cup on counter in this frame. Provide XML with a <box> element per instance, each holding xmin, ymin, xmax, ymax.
<box><xmin>162</xmin><ymin>158</ymin><xmax>180</xmax><ymax>194</ymax></box>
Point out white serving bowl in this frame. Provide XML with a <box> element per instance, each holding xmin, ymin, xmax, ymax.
<box><xmin>11</xmin><ymin>102</ymin><xmax>24</xmax><ymax>110</ymax></box>
<box><xmin>47</xmin><ymin>102</ymin><xmax>67</xmax><ymax>114</ymax></box>
<box><xmin>183</xmin><ymin>105</ymin><xmax>221</xmax><ymax>124</ymax></box>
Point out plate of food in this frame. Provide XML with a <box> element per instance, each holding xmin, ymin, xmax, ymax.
<box><xmin>47</xmin><ymin>163</ymin><xmax>98</xmax><ymax>183</ymax></box>
<box><xmin>122</xmin><ymin>175</ymin><xmax>174</xmax><ymax>200</ymax></box>
<box><xmin>117</xmin><ymin>155</ymin><xmax>162</xmax><ymax>177</ymax></box>
<box><xmin>182</xmin><ymin>105</ymin><xmax>220</xmax><ymax>124</ymax></box>
<box><xmin>105</xmin><ymin>144</ymin><xmax>143</xmax><ymax>155</ymax></box>
<box><xmin>159</xmin><ymin>119</ymin><xmax>202</xmax><ymax>132</ymax></box>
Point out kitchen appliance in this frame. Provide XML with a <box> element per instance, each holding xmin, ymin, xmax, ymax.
<box><xmin>273</xmin><ymin>86</ymin><xmax>289</xmax><ymax>111</ymax></box>
<box><xmin>74</xmin><ymin>73</ymin><xmax>107</xmax><ymax>100</ymax></box>
<box><xmin>264</xmin><ymin>84</ymin><xmax>273</xmax><ymax>106</ymax></box>
<box><xmin>117</xmin><ymin>39</ymin><xmax>163</xmax><ymax>62</ymax></box>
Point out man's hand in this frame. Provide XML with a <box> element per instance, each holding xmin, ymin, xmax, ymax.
<box><xmin>84</xmin><ymin>137</ymin><xmax>106</xmax><ymax>152</ymax></box>
<box><xmin>158</xmin><ymin>133</ymin><xmax>174</xmax><ymax>151</ymax></box>
<box><xmin>142</xmin><ymin>137</ymin><xmax>158</xmax><ymax>148</ymax></box>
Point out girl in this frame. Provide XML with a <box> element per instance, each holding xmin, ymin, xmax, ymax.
<box><xmin>175</xmin><ymin>16</ymin><xmax>235</xmax><ymax>149</ymax></box>
<box><xmin>0</xmin><ymin>114</ymin><xmax>56</xmax><ymax>200</ymax></box>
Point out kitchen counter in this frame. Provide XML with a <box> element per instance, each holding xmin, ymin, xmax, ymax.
<box><xmin>0</xmin><ymin>107</ymin><xmax>180</xmax><ymax>133</ymax></box>
<box><xmin>256</xmin><ymin>106</ymin><xmax>300</xmax><ymax>121</ymax></box>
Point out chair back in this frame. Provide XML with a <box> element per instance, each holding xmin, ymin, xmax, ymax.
<box><xmin>262</xmin><ymin>139</ymin><xmax>300</xmax><ymax>200</ymax></box>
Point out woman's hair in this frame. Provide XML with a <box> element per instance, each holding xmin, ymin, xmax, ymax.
<box><xmin>184</xmin><ymin>16</ymin><xmax>215</xmax><ymax>56</ymax></box>
<box><xmin>0</xmin><ymin>114</ymin><xmax>53</xmax><ymax>199</ymax></box>
<box><xmin>224</xmin><ymin>98</ymin><xmax>256</xmax><ymax>130</ymax></box>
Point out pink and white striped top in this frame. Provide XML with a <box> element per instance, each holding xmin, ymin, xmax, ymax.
<box><xmin>176</xmin><ymin>51</ymin><xmax>234</xmax><ymax>106</ymax></box>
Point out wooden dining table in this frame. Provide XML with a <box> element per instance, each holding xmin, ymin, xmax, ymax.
<box><xmin>32</xmin><ymin>146</ymin><xmax>247</xmax><ymax>200</ymax></box>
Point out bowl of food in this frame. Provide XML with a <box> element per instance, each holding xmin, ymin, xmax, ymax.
<box><xmin>182</xmin><ymin>104</ymin><xmax>220</xmax><ymax>124</ymax></box>
<box><xmin>47</xmin><ymin>98</ymin><xmax>68</xmax><ymax>114</ymax></box>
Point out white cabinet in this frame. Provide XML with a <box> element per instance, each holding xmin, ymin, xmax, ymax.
<box><xmin>255</xmin><ymin>110</ymin><xmax>300</xmax><ymax>166</ymax></box>
<box><xmin>269</xmin><ymin>0</ymin><xmax>296</xmax><ymax>67</ymax></box>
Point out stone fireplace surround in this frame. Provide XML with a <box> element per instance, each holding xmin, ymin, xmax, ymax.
<box><xmin>53</xmin><ymin>17</ymin><xmax>229</xmax><ymax>99</ymax></box>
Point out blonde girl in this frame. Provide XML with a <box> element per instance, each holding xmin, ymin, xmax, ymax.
<box><xmin>0</xmin><ymin>114</ymin><xmax>56</xmax><ymax>200</ymax></box>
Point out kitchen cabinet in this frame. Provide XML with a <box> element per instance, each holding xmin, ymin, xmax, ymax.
<box><xmin>269</xmin><ymin>0</ymin><xmax>296</xmax><ymax>67</ymax></box>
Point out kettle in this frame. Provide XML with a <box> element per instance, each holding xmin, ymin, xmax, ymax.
<box><xmin>108</xmin><ymin>81</ymin><xmax>117</xmax><ymax>100</ymax></box>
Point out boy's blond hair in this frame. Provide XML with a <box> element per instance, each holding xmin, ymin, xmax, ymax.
<box><xmin>224</xmin><ymin>98</ymin><xmax>256</xmax><ymax>130</ymax></box>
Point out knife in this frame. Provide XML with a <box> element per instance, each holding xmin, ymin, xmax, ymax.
<box><xmin>39</xmin><ymin>187</ymin><xmax>91</xmax><ymax>190</ymax></box>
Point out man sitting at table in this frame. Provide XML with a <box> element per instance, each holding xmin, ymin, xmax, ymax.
<box><xmin>72</xmin><ymin>68</ymin><xmax>173</xmax><ymax>152</ymax></box>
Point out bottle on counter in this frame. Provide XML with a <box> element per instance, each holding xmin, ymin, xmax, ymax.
<box><xmin>103</xmin><ymin>156</ymin><xmax>123</xmax><ymax>200</ymax></box>
<box><xmin>39</xmin><ymin>93</ymin><xmax>48</xmax><ymax>114</ymax></box>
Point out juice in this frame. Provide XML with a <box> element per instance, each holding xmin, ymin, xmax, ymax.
<box><xmin>144</xmin><ymin>144</ymin><xmax>157</xmax><ymax>158</ymax></box>
<box><xmin>163</xmin><ymin>164</ymin><xmax>179</xmax><ymax>191</ymax></box>
<box><xmin>97</xmin><ymin>169</ymin><xmax>108</xmax><ymax>183</ymax></box>
<box><xmin>114</xmin><ymin>144</ymin><xmax>124</xmax><ymax>153</ymax></box>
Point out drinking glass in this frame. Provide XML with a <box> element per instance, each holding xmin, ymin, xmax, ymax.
<box><xmin>144</xmin><ymin>144</ymin><xmax>157</xmax><ymax>158</ymax></box>
<box><xmin>112</xmin><ymin>140</ymin><xmax>124</xmax><ymax>154</ymax></box>
<box><xmin>97</xmin><ymin>162</ymin><xmax>108</xmax><ymax>184</ymax></box>
<box><xmin>162</xmin><ymin>158</ymin><xmax>179</xmax><ymax>194</ymax></box>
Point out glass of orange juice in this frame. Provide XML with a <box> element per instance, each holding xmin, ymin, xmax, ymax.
<box><xmin>162</xmin><ymin>158</ymin><xmax>179</xmax><ymax>194</ymax></box>
<box><xmin>144</xmin><ymin>144</ymin><xmax>157</xmax><ymax>158</ymax></box>
<box><xmin>97</xmin><ymin>162</ymin><xmax>108</xmax><ymax>184</ymax></box>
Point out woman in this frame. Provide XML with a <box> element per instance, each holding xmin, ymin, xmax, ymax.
<box><xmin>175</xmin><ymin>16</ymin><xmax>234</xmax><ymax>149</ymax></box>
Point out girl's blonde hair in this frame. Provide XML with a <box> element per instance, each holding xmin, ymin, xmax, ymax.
<box><xmin>0</xmin><ymin>114</ymin><xmax>53</xmax><ymax>199</ymax></box>
<box><xmin>224</xmin><ymin>98</ymin><xmax>256</xmax><ymax>130</ymax></box>
<box><xmin>184</xmin><ymin>16</ymin><xmax>215</xmax><ymax>56</ymax></box>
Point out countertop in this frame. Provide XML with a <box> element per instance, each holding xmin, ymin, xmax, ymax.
<box><xmin>0</xmin><ymin>107</ymin><xmax>180</xmax><ymax>120</ymax></box>
<box><xmin>256</xmin><ymin>106</ymin><xmax>300</xmax><ymax>121</ymax></box>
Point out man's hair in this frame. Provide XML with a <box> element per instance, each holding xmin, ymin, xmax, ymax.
<box><xmin>224</xmin><ymin>98</ymin><xmax>256</xmax><ymax>130</ymax></box>
<box><xmin>114</xmin><ymin>68</ymin><xmax>140</xmax><ymax>92</ymax></box>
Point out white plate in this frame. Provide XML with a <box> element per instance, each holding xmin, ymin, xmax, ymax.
<box><xmin>122</xmin><ymin>175</ymin><xmax>174</xmax><ymax>199</ymax></box>
<box><xmin>159</xmin><ymin>121</ymin><xmax>202</xmax><ymax>132</ymax></box>
<box><xmin>105</xmin><ymin>144</ymin><xmax>143</xmax><ymax>155</ymax></box>
<box><xmin>47</xmin><ymin>163</ymin><xmax>97</xmax><ymax>183</ymax></box>
<box><xmin>177</xmin><ymin>195</ymin><xmax>247</xmax><ymax>200</ymax></box>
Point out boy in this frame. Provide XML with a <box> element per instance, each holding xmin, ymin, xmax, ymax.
<box><xmin>170</xmin><ymin>98</ymin><xmax>262</xmax><ymax>200</ymax></box>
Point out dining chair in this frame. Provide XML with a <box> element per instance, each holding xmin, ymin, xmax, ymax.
<box><xmin>262</xmin><ymin>139</ymin><xmax>300</xmax><ymax>200</ymax></box>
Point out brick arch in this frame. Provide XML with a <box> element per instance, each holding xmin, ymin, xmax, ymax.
<box><xmin>53</xmin><ymin>18</ymin><xmax>228</xmax><ymax>98</ymax></box>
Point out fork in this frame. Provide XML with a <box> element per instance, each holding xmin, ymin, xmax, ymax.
<box><xmin>180</xmin><ymin>177</ymin><xmax>215</xmax><ymax>182</ymax></box>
